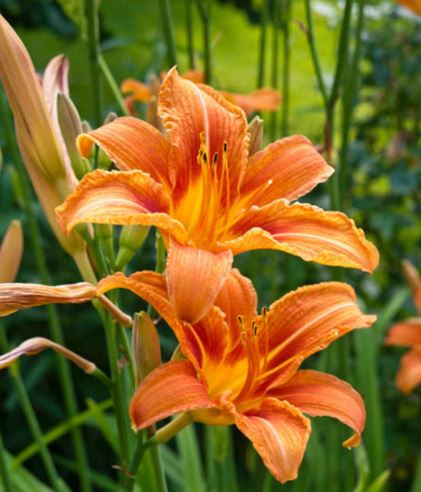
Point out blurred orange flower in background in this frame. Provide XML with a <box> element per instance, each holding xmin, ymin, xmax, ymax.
<box><xmin>386</xmin><ymin>260</ymin><xmax>421</xmax><ymax>393</ymax></box>
<box><xmin>96</xmin><ymin>269</ymin><xmax>376</xmax><ymax>483</ymax></box>
<box><xmin>396</xmin><ymin>0</ymin><xmax>421</xmax><ymax>14</ymax></box>
<box><xmin>121</xmin><ymin>69</ymin><xmax>281</xmax><ymax>117</ymax></box>
<box><xmin>57</xmin><ymin>68</ymin><xmax>379</xmax><ymax>323</ymax></box>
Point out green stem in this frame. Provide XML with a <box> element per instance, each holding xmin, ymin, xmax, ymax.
<box><xmin>150</xmin><ymin>446</ymin><xmax>168</xmax><ymax>492</ymax></box>
<box><xmin>158</xmin><ymin>0</ymin><xmax>178</xmax><ymax>66</ymax></box>
<box><xmin>325</xmin><ymin>0</ymin><xmax>354</xmax><ymax>210</ymax></box>
<box><xmin>0</xmin><ymin>429</ymin><xmax>13</xmax><ymax>492</ymax></box>
<box><xmin>411</xmin><ymin>454</ymin><xmax>421</xmax><ymax>492</ymax></box>
<box><xmin>85</xmin><ymin>0</ymin><xmax>103</xmax><ymax>126</ymax></box>
<box><xmin>185</xmin><ymin>0</ymin><xmax>195</xmax><ymax>69</ymax></box>
<box><xmin>281</xmin><ymin>0</ymin><xmax>291</xmax><ymax>136</ymax></box>
<box><xmin>269</xmin><ymin>1</ymin><xmax>280</xmax><ymax>141</ymax></box>
<box><xmin>98</xmin><ymin>54</ymin><xmax>130</xmax><ymax>116</ymax></box>
<box><xmin>304</xmin><ymin>0</ymin><xmax>329</xmax><ymax>109</ymax></box>
<box><xmin>0</xmin><ymin>331</ymin><xmax>64</xmax><ymax>491</ymax></box>
<box><xmin>103</xmin><ymin>312</ymin><xmax>131</xmax><ymax>469</ymax></box>
<box><xmin>257</xmin><ymin>0</ymin><xmax>270</xmax><ymax>88</ymax></box>
<box><xmin>339</xmin><ymin>0</ymin><xmax>366</xmax><ymax>204</ymax></box>
<box><xmin>195</xmin><ymin>0</ymin><xmax>212</xmax><ymax>84</ymax></box>
<box><xmin>1</xmin><ymin>92</ymin><xmax>92</xmax><ymax>492</ymax></box>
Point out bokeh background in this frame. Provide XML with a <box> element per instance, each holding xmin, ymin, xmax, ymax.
<box><xmin>0</xmin><ymin>0</ymin><xmax>420</xmax><ymax>491</ymax></box>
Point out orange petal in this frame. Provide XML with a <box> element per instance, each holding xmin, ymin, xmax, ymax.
<box><xmin>386</xmin><ymin>319</ymin><xmax>421</xmax><ymax>347</ymax></box>
<box><xmin>55</xmin><ymin>170</ymin><xmax>187</xmax><ymax>243</ymax></box>
<box><xmin>0</xmin><ymin>336</ymin><xmax>96</xmax><ymax>373</ymax></box>
<box><xmin>129</xmin><ymin>359</ymin><xmax>215</xmax><ymax>429</ymax></box>
<box><xmin>233</xmin><ymin>398</ymin><xmax>311</xmax><ymax>484</ymax></box>
<box><xmin>263</xmin><ymin>282</ymin><xmax>375</xmax><ymax>381</ymax></box>
<box><xmin>395</xmin><ymin>349</ymin><xmax>421</xmax><ymax>394</ymax></box>
<box><xmin>214</xmin><ymin>268</ymin><xmax>257</xmax><ymax>329</ymax></box>
<box><xmin>240</xmin><ymin>135</ymin><xmax>334</xmax><ymax>206</ymax></box>
<box><xmin>120</xmin><ymin>78</ymin><xmax>152</xmax><ymax>102</ymax></box>
<box><xmin>97</xmin><ymin>271</ymin><xmax>173</xmax><ymax>323</ymax></box>
<box><xmin>158</xmin><ymin>68</ymin><xmax>249</xmax><ymax>198</ymax></box>
<box><xmin>166</xmin><ymin>239</ymin><xmax>233</xmax><ymax>323</ymax></box>
<box><xmin>273</xmin><ymin>370</ymin><xmax>365</xmax><ymax>448</ymax></box>
<box><xmin>0</xmin><ymin>282</ymin><xmax>96</xmax><ymax>317</ymax></box>
<box><xmin>226</xmin><ymin>200</ymin><xmax>379</xmax><ymax>273</ymax></box>
<box><xmin>0</xmin><ymin>220</ymin><xmax>24</xmax><ymax>283</ymax></box>
<box><xmin>226</xmin><ymin>88</ymin><xmax>281</xmax><ymax>116</ymax></box>
<box><xmin>97</xmin><ymin>271</ymin><xmax>206</xmax><ymax>369</ymax></box>
<box><xmin>182</xmin><ymin>70</ymin><xmax>205</xmax><ymax>84</ymax></box>
<box><xmin>76</xmin><ymin>116</ymin><xmax>170</xmax><ymax>187</ymax></box>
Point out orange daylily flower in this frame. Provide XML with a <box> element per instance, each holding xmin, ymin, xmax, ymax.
<box><xmin>57</xmin><ymin>68</ymin><xmax>379</xmax><ymax>323</ymax></box>
<box><xmin>95</xmin><ymin>269</ymin><xmax>375</xmax><ymax>483</ymax></box>
<box><xmin>396</xmin><ymin>0</ymin><xmax>421</xmax><ymax>14</ymax></box>
<box><xmin>385</xmin><ymin>261</ymin><xmax>421</xmax><ymax>393</ymax></box>
<box><xmin>121</xmin><ymin>69</ymin><xmax>280</xmax><ymax>117</ymax></box>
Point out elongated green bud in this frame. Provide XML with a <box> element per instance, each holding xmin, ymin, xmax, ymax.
<box><xmin>248</xmin><ymin>115</ymin><xmax>264</xmax><ymax>156</ymax></box>
<box><xmin>116</xmin><ymin>225</ymin><xmax>150</xmax><ymax>270</ymax></box>
<box><xmin>57</xmin><ymin>92</ymin><xmax>91</xmax><ymax>179</ymax></box>
<box><xmin>132</xmin><ymin>311</ymin><xmax>161</xmax><ymax>385</ymax></box>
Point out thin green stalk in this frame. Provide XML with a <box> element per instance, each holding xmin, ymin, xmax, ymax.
<box><xmin>411</xmin><ymin>455</ymin><xmax>421</xmax><ymax>492</ymax></box>
<box><xmin>1</xmin><ymin>92</ymin><xmax>92</xmax><ymax>492</ymax></box>
<box><xmin>195</xmin><ymin>0</ymin><xmax>212</xmax><ymax>84</ymax></box>
<box><xmin>304</xmin><ymin>0</ymin><xmax>329</xmax><ymax>109</ymax></box>
<box><xmin>339</xmin><ymin>0</ymin><xmax>366</xmax><ymax>202</ymax></box>
<box><xmin>85</xmin><ymin>0</ymin><xmax>103</xmax><ymax>126</ymax></box>
<box><xmin>270</xmin><ymin>2</ymin><xmax>280</xmax><ymax>141</ymax></box>
<box><xmin>103</xmin><ymin>312</ymin><xmax>131</xmax><ymax>469</ymax></box>
<box><xmin>150</xmin><ymin>446</ymin><xmax>169</xmax><ymax>492</ymax></box>
<box><xmin>186</xmin><ymin>0</ymin><xmax>195</xmax><ymax>69</ymax></box>
<box><xmin>0</xmin><ymin>331</ymin><xmax>64</xmax><ymax>491</ymax></box>
<box><xmin>281</xmin><ymin>0</ymin><xmax>291</xmax><ymax>136</ymax></box>
<box><xmin>98</xmin><ymin>54</ymin><xmax>130</xmax><ymax>116</ymax></box>
<box><xmin>0</xmin><ymin>429</ymin><xmax>13</xmax><ymax>492</ymax></box>
<box><xmin>158</xmin><ymin>0</ymin><xmax>178</xmax><ymax>66</ymax></box>
<box><xmin>257</xmin><ymin>0</ymin><xmax>270</xmax><ymax>88</ymax></box>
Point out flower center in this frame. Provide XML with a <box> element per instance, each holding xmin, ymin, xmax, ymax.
<box><xmin>172</xmin><ymin>133</ymin><xmax>240</xmax><ymax>248</ymax></box>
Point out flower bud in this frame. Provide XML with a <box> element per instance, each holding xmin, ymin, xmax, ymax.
<box><xmin>402</xmin><ymin>260</ymin><xmax>420</xmax><ymax>291</ymax></box>
<box><xmin>248</xmin><ymin>116</ymin><xmax>264</xmax><ymax>156</ymax></box>
<box><xmin>0</xmin><ymin>220</ymin><xmax>23</xmax><ymax>283</ymax></box>
<box><xmin>116</xmin><ymin>225</ymin><xmax>150</xmax><ymax>270</ymax></box>
<box><xmin>57</xmin><ymin>92</ymin><xmax>91</xmax><ymax>179</ymax></box>
<box><xmin>132</xmin><ymin>311</ymin><xmax>161</xmax><ymax>385</ymax></box>
<box><xmin>0</xmin><ymin>337</ymin><xmax>96</xmax><ymax>374</ymax></box>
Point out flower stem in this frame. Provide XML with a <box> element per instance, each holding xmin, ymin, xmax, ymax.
<box><xmin>195</xmin><ymin>0</ymin><xmax>212</xmax><ymax>84</ymax></box>
<box><xmin>185</xmin><ymin>0</ymin><xmax>195</xmax><ymax>69</ymax></box>
<box><xmin>269</xmin><ymin>1</ymin><xmax>280</xmax><ymax>141</ymax></box>
<box><xmin>158</xmin><ymin>0</ymin><xmax>178</xmax><ymax>66</ymax></box>
<box><xmin>257</xmin><ymin>0</ymin><xmax>270</xmax><ymax>88</ymax></box>
<box><xmin>1</xmin><ymin>91</ymin><xmax>92</xmax><ymax>492</ymax></box>
<box><xmin>304</xmin><ymin>0</ymin><xmax>329</xmax><ymax>109</ymax></box>
<box><xmin>98</xmin><ymin>54</ymin><xmax>130</xmax><ymax>116</ymax></box>
<box><xmin>281</xmin><ymin>0</ymin><xmax>291</xmax><ymax>136</ymax></box>
<box><xmin>0</xmin><ymin>330</ymin><xmax>65</xmax><ymax>492</ymax></box>
<box><xmin>102</xmin><ymin>309</ymin><xmax>131</xmax><ymax>469</ymax></box>
<box><xmin>0</xmin><ymin>429</ymin><xmax>13</xmax><ymax>492</ymax></box>
<box><xmin>155</xmin><ymin>413</ymin><xmax>192</xmax><ymax>444</ymax></box>
<box><xmin>339</xmin><ymin>0</ymin><xmax>366</xmax><ymax>205</ymax></box>
<box><xmin>85</xmin><ymin>0</ymin><xmax>103</xmax><ymax>126</ymax></box>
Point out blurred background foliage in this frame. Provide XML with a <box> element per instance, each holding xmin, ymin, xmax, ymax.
<box><xmin>0</xmin><ymin>0</ymin><xmax>420</xmax><ymax>491</ymax></box>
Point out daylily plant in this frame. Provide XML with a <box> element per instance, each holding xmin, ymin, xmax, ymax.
<box><xmin>385</xmin><ymin>260</ymin><xmax>421</xmax><ymax>393</ymax></box>
<box><xmin>57</xmin><ymin>68</ymin><xmax>379</xmax><ymax>323</ymax></box>
<box><xmin>94</xmin><ymin>268</ymin><xmax>376</xmax><ymax>484</ymax></box>
<box><xmin>121</xmin><ymin>70</ymin><xmax>281</xmax><ymax>117</ymax></box>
